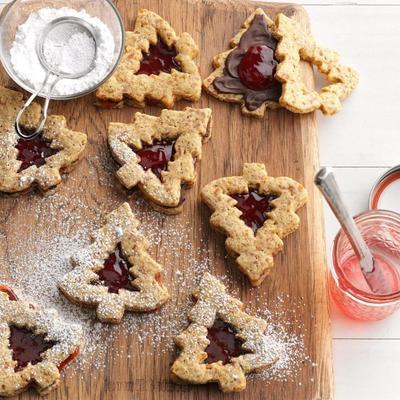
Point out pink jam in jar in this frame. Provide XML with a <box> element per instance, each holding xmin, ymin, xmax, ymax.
<box><xmin>330</xmin><ymin>210</ymin><xmax>400</xmax><ymax>320</ymax></box>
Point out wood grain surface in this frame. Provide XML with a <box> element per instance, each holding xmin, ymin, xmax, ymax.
<box><xmin>0</xmin><ymin>0</ymin><xmax>333</xmax><ymax>399</ymax></box>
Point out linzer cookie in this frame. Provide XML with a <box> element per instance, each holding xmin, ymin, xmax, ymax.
<box><xmin>201</xmin><ymin>163</ymin><xmax>307</xmax><ymax>286</ymax></box>
<box><xmin>203</xmin><ymin>9</ymin><xmax>281</xmax><ymax>118</ymax></box>
<box><xmin>273</xmin><ymin>13</ymin><xmax>359</xmax><ymax>115</ymax></box>
<box><xmin>96</xmin><ymin>9</ymin><xmax>202</xmax><ymax>109</ymax></box>
<box><xmin>171</xmin><ymin>273</ymin><xmax>279</xmax><ymax>392</ymax></box>
<box><xmin>59</xmin><ymin>203</ymin><xmax>169</xmax><ymax>323</ymax></box>
<box><xmin>0</xmin><ymin>285</ymin><xmax>81</xmax><ymax>397</ymax></box>
<box><xmin>108</xmin><ymin>107</ymin><xmax>212</xmax><ymax>214</ymax></box>
<box><xmin>0</xmin><ymin>86</ymin><xmax>87</xmax><ymax>194</ymax></box>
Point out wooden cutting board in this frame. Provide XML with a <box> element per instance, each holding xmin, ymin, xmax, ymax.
<box><xmin>0</xmin><ymin>0</ymin><xmax>333</xmax><ymax>399</ymax></box>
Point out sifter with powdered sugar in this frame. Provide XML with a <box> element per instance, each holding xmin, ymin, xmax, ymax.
<box><xmin>15</xmin><ymin>16</ymin><xmax>98</xmax><ymax>139</ymax></box>
<box><xmin>0</xmin><ymin>0</ymin><xmax>125</xmax><ymax>140</ymax></box>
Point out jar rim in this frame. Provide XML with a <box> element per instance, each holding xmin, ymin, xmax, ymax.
<box><xmin>332</xmin><ymin>209</ymin><xmax>400</xmax><ymax>304</ymax></box>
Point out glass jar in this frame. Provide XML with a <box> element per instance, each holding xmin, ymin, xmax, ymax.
<box><xmin>330</xmin><ymin>210</ymin><xmax>400</xmax><ymax>320</ymax></box>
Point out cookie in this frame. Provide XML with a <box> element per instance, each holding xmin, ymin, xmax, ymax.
<box><xmin>201</xmin><ymin>163</ymin><xmax>307</xmax><ymax>286</ymax></box>
<box><xmin>0</xmin><ymin>285</ymin><xmax>81</xmax><ymax>397</ymax></box>
<box><xmin>59</xmin><ymin>203</ymin><xmax>169</xmax><ymax>323</ymax></box>
<box><xmin>0</xmin><ymin>86</ymin><xmax>87</xmax><ymax>194</ymax></box>
<box><xmin>203</xmin><ymin>9</ymin><xmax>281</xmax><ymax>118</ymax></box>
<box><xmin>171</xmin><ymin>273</ymin><xmax>280</xmax><ymax>392</ymax></box>
<box><xmin>273</xmin><ymin>13</ymin><xmax>359</xmax><ymax>115</ymax></box>
<box><xmin>96</xmin><ymin>9</ymin><xmax>202</xmax><ymax>109</ymax></box>
<box><xmin>108</xmin><ymin>107</ymin><xmax>212</xmax><ymax>214</ymax></box>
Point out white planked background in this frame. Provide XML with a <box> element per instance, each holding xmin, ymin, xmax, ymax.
<box><xmin>0</xmin><ymin>1</ymin><xmax>399</xmax><ymax>398</ymax></box>
<box><xmin>265</xmin><ymin>1</ymin><xmax>400</xmax><ymax>399</ymax></box>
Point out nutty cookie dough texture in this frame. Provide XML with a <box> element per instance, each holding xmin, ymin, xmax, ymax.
<box><xmin>96</xmin><ymin>9</ymin><xmax>202</xmax><ymax>108</ymax></box>
<box><xmin>201</xmin><ymin>163</ymin><xmax>307</xmax><ymax>286</ymax></box>
<box><xmin>0</xmin><ymin>86</ymin><xmax>87</xmax><ymax>194</ymax></box>
<box><xmin>204</xmin><ymin>8</ymin><xmax>358</xmax><ymax>117</ymax></box>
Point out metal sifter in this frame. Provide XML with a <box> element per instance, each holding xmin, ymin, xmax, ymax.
<box><xmin>15</xmin><ymin>16</ymin><xmax>98</xmax><ymax>140</ymax></box>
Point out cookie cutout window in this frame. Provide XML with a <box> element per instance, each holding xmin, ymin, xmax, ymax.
<box><xmin>204</xmin><ymin>319</ymin><xmax>246</xmax><ymax>365</ymax></box>
<box><xmin>203</xmin><ymin>9</ymin><xmax>281</xmax><ymax>119</ymax></box>
<box><xmin>134</xmin><ymin>139</ymin><xmax>176</xmax><ymax>179</ymax></box>
<box><xmin>136</xmin><ymin>38</ymin><xmax>182</xmax><ymax>76</ymax></box>
<box><xmin>171</xmin><ymin>273</ymin><xmax>279</xmax><ymax>393</ymax></box>
<box><xmin>230</xmin><ymin>189</ymin><xmax>279</xmax><ymax>233</ymax></box>
<box><xmin>273</xmin><ymin>13</ymin><xmax>359</xmax><ymax>115</ymax></box>
<box><xmin>9</xmin><ymin>326</ymin><xmax>56</xmax><ymax>372</ymax></box>
<box><xmin>15</xmin><ymin>135</ymin><xmax>58</xmax><ymax>172</ymax></box>
<box><xmin>0</xmin><ymin>86</ymin><xmax>87</xmax><ymax>194</ymax></box>
<box><xmin>59</xmin><ymin>203</ymin><xmax>169</xmax><ymax>323</ymax></box>
<box><xmin>108</xmin><ymin>107</ymin><xmax>212</xmax><ymax>214</ymax></box>
<box><xmin>96</xmin><ymin>9</ymin><xmax>202</xmax><ymax>109</ymax></box>
<box><xmin>201</xmin><ymin>163</ymin><xmax>307</xmax><ymax>286</ymax></box>
<box><xmin>0</xmin><ymin>286</ymin><xmax>81</xmax><ymax>397</ymax></box>
<box><xmin>94</xmin><ymin>245</ymin><xmax>138</xmax><ymax>294</ymax></box>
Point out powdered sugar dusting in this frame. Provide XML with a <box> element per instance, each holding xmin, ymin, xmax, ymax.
<box><xmin>0</xmin><ymin>170</ymin><xmax>311</xmax><ymax>382</ymax></box>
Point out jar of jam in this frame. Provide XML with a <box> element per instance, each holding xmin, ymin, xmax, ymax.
<box><xmin>330</xmin><ymin>210</ymin><xmax>400</xmax><ymax>320</ymax></box>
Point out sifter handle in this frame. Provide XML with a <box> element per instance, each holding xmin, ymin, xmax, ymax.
<box><xmin>15</xmin><ymin>72</ymin><xmax>59</xmax><ymax>140</ymax></box>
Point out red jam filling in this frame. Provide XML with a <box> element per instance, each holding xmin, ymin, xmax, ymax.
<box><xmin>136</xmin><ymin>40</ymin><xmax>182</xmax><ymax>76</ymax></box>
<box><xmin>238</xmin><ymin>45</ymin><xmax>279</xmax><ymax>91</ymax></box>
<box><xmin>16</xmin><ymin>136</ymin><xmax>57</xmax><ymax>172</ymax></box>
<box><xmin>135</xmin><ymin>139</ymin><xmax>176</xmax><ymax>179</ymax></box>
<box><xmin>58</xmin><ymin>347</ymin><xmax>80</xmax><ymax>370</ymax></box>
<box><xmin>205</xmin><ymin>319</ymin><xmax>245</xmax><ymax>364</ymax></box>
<box><xmin>231</xmin><ymin>189</ymin><xmax>278</xmax><ymax>233</ymax></box>
<box><xmin>96</xmin><ymin>246</ymin><xmax>137</xmax><ymax>294</ymax></box>
<box><xmin>0</xmin><ymin>285</ymin><xmax>18</xmax><ymax>301</ymax></box>
<box><xmin>9</xmin><ymin>326</ymin><xmax>56</xmax><ymax>372</ymax></box>
<box><xmin>97</xmin><ymin>100</ymin><xmax>121</xmax><ymax>109</ymax></box>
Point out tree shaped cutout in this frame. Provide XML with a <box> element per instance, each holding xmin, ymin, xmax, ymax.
<box><xmin>108</xmin><ymin>107</ymin><xmax>212</xmax><ymax>214</ymax></box>
<box><xmin>203</xmin><ymin>9</ymin><xmax>281</xmax><ymax>119</ymax></box>
<box><xmin>0</xmin><ymin>287</ymin><xmax>81</xmax><ymax>397</ymax></box>
<box><xmin>201</xmin><ymin>163</ymin><xmax>307</xmax><ymax>286</ymax></box>
<box><xmin>171</xmin><ymin>273</ymin><xmax>279</xmax><ymax>392</ymax></box>
<box><xmin>59</xmin><ymin>203</ymin><xmax>169</xmax><ymax>323</ymax></box>
<box><xmin>0</xmin><ymin>86</ymin><xmax>87</xmax><ymax>194</ymax></box>
<box><xmin>273</xmin><ymin>13</ymin><xmax>359</xmax><ymax>115</ymax></box>
<box><xmin>96</xmin><ymin>9</ymin><xmax>202</xmax><ymax>109</ymax></box>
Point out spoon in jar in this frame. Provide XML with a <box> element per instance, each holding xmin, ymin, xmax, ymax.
<box><xmin>315</xmin><ymin>167</ymin><xmax>390</xmax><ymax>294</ymax></box>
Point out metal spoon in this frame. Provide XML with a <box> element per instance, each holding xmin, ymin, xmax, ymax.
<box><xmin>314</xmin><ymin>167</ymin><xmax>390</xmax><ymax>294</ymax></box>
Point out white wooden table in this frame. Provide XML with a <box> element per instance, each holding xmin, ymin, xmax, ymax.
<box><xmin>269</xmin><ymin>1</ymin><xmax>400</xmax><ymax>399</ymax></box>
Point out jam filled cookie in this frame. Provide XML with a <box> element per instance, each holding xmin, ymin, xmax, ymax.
<box><xmin>273</xmin><ymin>13</ymin><xmax>359</xmax><ymax>115</ymax></box>
<box><xmin>203</xmin><ymin>9</ymin><xmax>281</xmax><ymax>118</ymax></box>
<box><xmin>108</xmin><ymin>107</ymin><xmax>212</xmax><ymax>214</ymax></box>
<box><xmin>0</xmin><ymin>285</ymin><xmax>81</xmax><ymax>397</ymax></box>
<box><xmin>96</xmin><ymin>9</ymin><xmax>202</xmax><ymax>109</ymax></box>
<box><xmin>171</xmin><ymin>273</ymin><xmax>279</xmax><ymax>392</ymax></box>
<box><xmin>59</xmin><ymin>203</ymin><xmax>169</xmax><ymax>323</ymax></box>
<box><xmin>0</xmin><ymin>86</ymin><xmax>87</xmax><ymax>194</ymax></box>
<box><xmin>201</xmin><ymin>163</ymin><xmax>307</xmax><ymax>286</ymax></box>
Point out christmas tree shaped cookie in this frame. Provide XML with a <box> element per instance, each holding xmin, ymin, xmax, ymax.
<box><xmin>108</xmin><ymin>107</ymin><xmax>212</xmax><ymax>214</ymax></box>
<box><xmin>0</xmin><ymin>285</ymin><xmax>81</xmax><ymax>397</ymax></box>
<box><xmin>203</xmin><ymin>9</ymin><xmax>281</xmax><ymax>118</ymax></box>
<box><xmin>171</xmin><ymin>273</ymin><xmax>280</xmax><ymax>392</ymax></box>
<box><xmin>201</xmin><ymin>163</ymin><xmax>307</xmax><ymax>286</ymax></box>
<box><xmin>59</xmin><ymin>203</ymin><xmax>169</xmax><ymax>323</ymax></box>
<box><xmin>96</xmin><ymin>9</ymin><xmax>202</xmax><ymax>109</ymax></box>
<box><xmin>0</xmin><ymin>86</ymin><xmax>87</xmax><ymax>194</ymax></box>
<box><xmin>273</xmin><ymin>13</ymin><xmax>359</xmax><ymax>115</ymax></box>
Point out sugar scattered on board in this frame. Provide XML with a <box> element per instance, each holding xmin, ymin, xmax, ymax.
<box><xmin>0</xmin><ymin>163</ymin><xmax>313</xmax><ymax>382</ymax></box>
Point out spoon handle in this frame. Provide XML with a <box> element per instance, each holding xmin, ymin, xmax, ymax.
<box><xmin>315</xmin><ymin>167</ymin><xmax>374</xmax><ymax>273</ymax></box>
